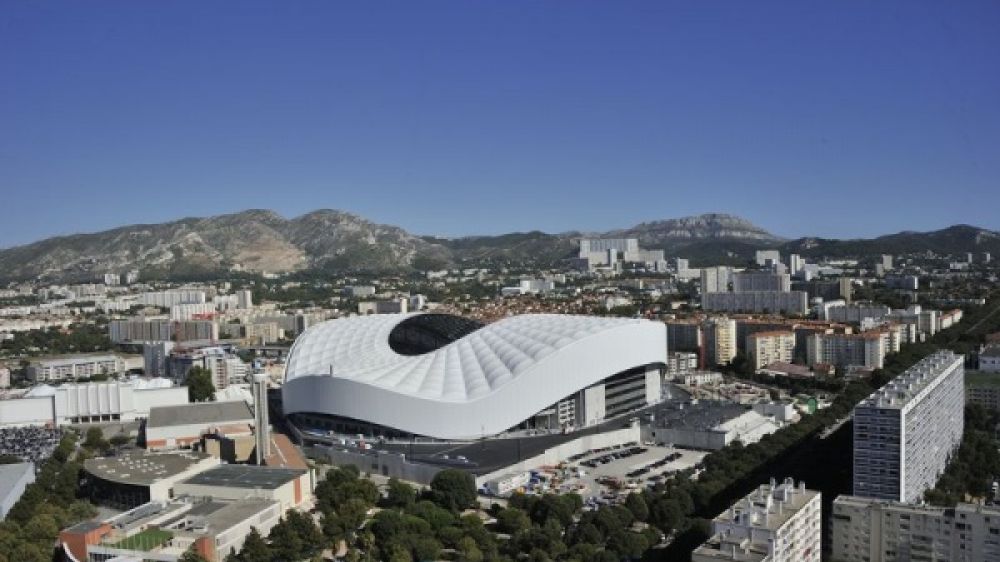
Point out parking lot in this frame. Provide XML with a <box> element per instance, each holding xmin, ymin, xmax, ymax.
<box><xmin>510</xmin><ymin>442</ymin><xmax>707</xmax><ymax>509</ymax></box>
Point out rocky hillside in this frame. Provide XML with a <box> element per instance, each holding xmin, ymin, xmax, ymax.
<box><xmin>2</xmin><ymin>209</ymin><xmax>995</xmax><ymax>282</ymax></box>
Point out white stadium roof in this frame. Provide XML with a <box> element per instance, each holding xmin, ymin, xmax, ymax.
<box><xmin>283</xmin><ymin>313</ymin><xmax>666</xmax><ymax>440</ymax></box>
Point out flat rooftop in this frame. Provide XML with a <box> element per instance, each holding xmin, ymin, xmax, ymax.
<box><xmin>179</xmin><ymin>464</ymin><xmax>305</xmax><ymax>490</ymax></box>
<box><xmin>85</xmin><ymin>451</ymin><xmax>215</xmax><ymax>486</ymax></box>
<box><xmin>147</xmin><ymin>401</ymin><xmax>253</xmax><ymax>429</ymax></box>
<box><xmin>650</xmin><ymin>401</ymin><xmax>750</xmax><ymax>431</ymax></box>
<box><xmin>0</xmin><ymin>462</ymin><xmax>34</xmax><ymax>498</ymax></box>
<box><xmin>858</xmin><ymin>350</ymin><xmax>963</xmax><ymax>410</ymax></box>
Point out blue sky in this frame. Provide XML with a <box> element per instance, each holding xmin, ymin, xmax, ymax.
<box><xmin>1</xmin><ymin>1</ymin><xmax>998</xmax><ymax>247</ymax></box>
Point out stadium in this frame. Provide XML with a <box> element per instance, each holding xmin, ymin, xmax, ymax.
<box><xmin>282</xmin><ymin>313</ymin><xmax>667</xmax><ymax>441</ymax></box>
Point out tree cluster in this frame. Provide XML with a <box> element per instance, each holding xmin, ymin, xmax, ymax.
<box><xmin>185</xmin><ymin>366</ymin><xmax>216</xmax><ymax>402</ymax></box>
<box><xmin>0</xmin><ymin>433</ymin><xmax>97</xmax><ymax>562</ymax></box>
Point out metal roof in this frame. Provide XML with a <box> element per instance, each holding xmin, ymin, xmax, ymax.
<box><xmin>179</xmin><ymin>464</ymin><xmax>306</xmax><ymax>490</ymax></box>
<box><xmin>147</xmin><ymin>401</ymin><xmax>253</xmax><ymax>429</ymax></box>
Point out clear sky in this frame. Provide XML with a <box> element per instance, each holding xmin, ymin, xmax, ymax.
<box><xmin>1</xmin><ymin>1</ymin><xmax>998</xmax><ymax>247</ymax></box>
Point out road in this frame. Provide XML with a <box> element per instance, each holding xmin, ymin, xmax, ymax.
<box><xmin>966</xmin><ymin>300</ymin><xmax>1000</xmax><ymax>334</ymax></box>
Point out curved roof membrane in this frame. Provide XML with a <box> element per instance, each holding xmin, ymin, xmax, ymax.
<box><xmin>283</xmin><ymin>313</ymin><xmax>666</xmax><ymax>439</ymax></box>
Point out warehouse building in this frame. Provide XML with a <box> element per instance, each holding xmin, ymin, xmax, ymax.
<box><xmin>0</xmin><ymin>379</ymin><xmax>188</xmax><ymax>428</ymax></box>
<box><xmin>143</xmin><ymin>401</ymin><xmax>255</xmax><ymax>450</ymax></box>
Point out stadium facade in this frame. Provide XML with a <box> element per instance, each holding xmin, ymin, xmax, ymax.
<box><xmin>282</xmin><ymin>313</ymin><xmax>667</xmax><ymax>440</ymax></box>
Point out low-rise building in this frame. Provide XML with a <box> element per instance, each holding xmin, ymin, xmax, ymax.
<box><xmin>83</xmin><ymin>451</ymin><xmax>220</xmax><ymax>509</ymax></box>
<box><xmin>692</xmin><ymin>477</ymin><xmax>821</xmax><ymax>562</ymax></box>
<box><xmin>831</xmin><ymin>495</ymin><xmax>1000</xmax><ymax>562</ymax></box>
<box><xmin>144</xmin><ymin>401</ymin><xmax>255</xmax><ymax>450</ymax></box>
<box><xmin>980</xmin><ymin>346</ymin><xmax>1000</xmax><ymax>373</ymax></box>
<box><xmin>174</xmin><ymin>464</ymin><xmax>313</xmax><ymax>512</ymax></box>
<box><xmin>59</xmin><ymin>496</ymin><xmax>282</xmax><ymax>562</ymax></box>
<box><xmin>26</xmin><ymin>353</ymin><xmax>128</xmax><ymax>382</ymax></box>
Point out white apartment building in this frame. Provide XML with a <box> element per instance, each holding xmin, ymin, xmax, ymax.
<box><xmin>702</xmin><ymin>291</ymin><xmax>809</xmax><ymax>316</ymax></box>
<box><xmin>110</xmin><ymin>318</ymin><xmax>219</xmax><ymax>343</ymax></box>
<box><xmin>692</xmin><ymin>477</ymin><xmax>821</xmax><ymax>562</ymax></box>
<box><xmin>135</xmin><ymin>290</ymin><xmax>207</xmax><ymax>308</ymax></box>
<box><xmin>832</xmin><ymin>496</ymin><xmax>1000</xmax><ymax>562</ymax></box>
<box><xmin>701</xmin><ymin>266</ymin><xmax>733</xmax><ymax>294</ymax></box>
<box><xmin>755</xmin><ymin>250</ymin><xmax>782</xmax><ymax>267</ymax></box>
<box><xmin>748</xmin><ymin>331</ymin><xmax>796</xmax><ymax>371</ymax></box>
<box><xmin>823</xmin><ymin>303</ymin><xmax>892</xmax><ymax>324</ymax></box>
<box><xmin>853</xmin><ymin>351</ymin><xmax>965</xmax><ymax>502</ymax></box>
<box><xmin>169</xmin><ymin>302</ymin><xmax>216</xmax><ymax>321</ymax></box>
<box><xmin>667</xmin><ymin>351</ymin><xmax>699</xmax><ymax>376</ymax></box>
<box><xmin>26</xmin><ymin>353</ymin><xmax>127</xmax><ymax>382</ymax></box>
<box><xmin>733</xmin><ymin>272</ymin><xmax>791</xmax><ymax>293</ymax></box>
<box><xmin>578</xmin><ymin>238</ymin><xmax>665</xmax><ymax>270</ymax></box>
<box><xmin>704</xmin><ymin>317</ymin><xmax>738</xmax><ymax>367</ymax></box>
<box><xmin>806</xmin><ymin>332</ymin><xmax>889</xmax><ymax>370</ymax></box>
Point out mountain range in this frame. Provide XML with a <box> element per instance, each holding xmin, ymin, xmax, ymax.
<box><xmin>0</xmin><ymin>209</ymin><xmax>997</xmax><ymax>283</ymax></box>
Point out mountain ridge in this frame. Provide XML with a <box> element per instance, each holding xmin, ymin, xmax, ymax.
<box><xmin>0</xmin><ymin>209</ymin><xmax>996</xmax><ymax>282</ymax></box>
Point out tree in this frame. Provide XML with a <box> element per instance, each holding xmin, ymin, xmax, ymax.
<box><xmin>186</xmin><ymin>366</ymin><xmax>216</xmax><ymax>402</ymax></box>
<box><xmin>624</xmin><ymin>493</ymin><xmax>649</xmax><ymax>523</ymax></box>
<box><xmin>82</xmin><ymin>427</ymin><xmax>108</xmax><ymax>452</ymax></box>
<box><xmin>235</xmin><ymin>527</ymin><xmax>270</xmax><ymax>562</ymax></box>
<box><xmin>495</xmin><ymin>508</ymin><xmax>532</xmax><ymax>535</ymax></box>
<box><xmin>386</xmin><ymin>478</ymin><xmax>417</xmax><ymax>508</ymax></box>
<box><xmin>429</xmin><ymin>469</ymin><xmax>477</xmax><ymax>511</ymax></box>
<box><xmin>179</xmin><ymin>544</ymin><xmax>209</xmax><ymax>562</ymax></box>
<box><xmin>109</xmin><ymin>433</ymin><xmax>131</xmax><ymax>448</ymax></box>
<box><xmin>457</xmin><ymin>536</ymin><xmax>484</xmax><ymax>562</ymax></box>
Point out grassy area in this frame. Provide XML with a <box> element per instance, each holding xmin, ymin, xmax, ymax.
<box><xmin>111</xmin><ymin>529</ymin><xmax>173</xmax><ymax>551</ymax></box>
<box><xmin>965</xmin><ymin>370</ymin><xmax>1000</xmax><ymax>387</ymax></box>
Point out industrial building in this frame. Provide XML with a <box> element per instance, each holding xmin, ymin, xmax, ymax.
<box><xmin>282</xmin><ymin>313</ymin><xmax>666</xmax><ymax>440</ymax></box>
<box><xmin>692</xmin><ymin>477</ymin><xmax>821</xmax><ymax>562</ymax></box>
<box><xmin>0</xmin><ymin>379</ymin><xmax>188</xmax><ymax>428</ymax></box>
<box><xmin>144</xmin><ymin>401</ymin><xmax>255</xmax><ymax>450</ymax></box>
<box><xmin>832</xmin><ymin>495</ymin><xmax>1000</xmax><ymax>562</ymax></box>
<box><xmin>174</xmin><ymin>464</ymin><xmax>311</xmax><ymax>511</ymax></box>
<box><xmin>853</xmin><ymin>351</ymin><xmax>965</xmax><ymax>502</ymax></box>
<box><xmin>646</xmin><ymin>401</ymin><xmax>784</xmax><ymax>450</ymax></box>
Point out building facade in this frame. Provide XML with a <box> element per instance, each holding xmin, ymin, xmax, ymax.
<box><xmin>747</xmin><ymin>331</ymin><xmax>796</xmax><ymax>371</ymax></box>
<box><xmin>853</xmin><ymin>351</ymin><xmax>965</xmax><ymax>502</ymax></box>
<box><xmin>832</xmin><ymin>495</ymin><xmax>1000</xmax><ymax>562</ymax></box>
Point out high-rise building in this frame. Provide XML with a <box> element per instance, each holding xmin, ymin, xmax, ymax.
<box><xmin>237</xmin><ymin>289</ymin><xmax>253</xmax><ymax>309</ymax></box>
<box><xmin>703</xmin><ymin>317</ymin><xmax>737</xmax><ymax>366</ymax></box>
<box><xmin>832</xmin><ymin>496</ymin><xmax>1000</xmax><ymax>562</ymax></box>
<box><xmin>789</xmin><ymin>254</ymin><xmax>805</xmax><ymax>273</ymax></box>
<box><xmin>852</xmin><ymin>351</ymin><xmax>964</xmax><ymax>502</ymax></box>
<box><xmin>747</xmin><ymin>331</ymin><xmax>795</xmax><ymax>371</ymax></box>
<box><xmin>692</xmin><ymin>477</ymin><xmax>821</xmax><ymax>562</ymax></box>
<box><xmin>881</xmin><ymin>254</ymin><xmax>894</xmax><ymax>272</ymax></box>
<box><xmin>806</xmin><ymin>331</ymin><xmax>889</xmax><ymax>370</ymax></box>
<box><xmin>700</xmin><ymin>266</ymin><xmax>732</xmax><ymax>294</ymax></box>
<box><xmin>253</xmin><ymin>374</ymin><xmax>270</xmax><ymax>465</ymax></box>
<box><xmin>702</xmin><ymin>291</ymin><xmax>809</xmax><ymax>316</ymax></box>
<box><xmin>733</xmin><ymin>272</ymin><xmax>791</xmax><ymax>293</ymax></box>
